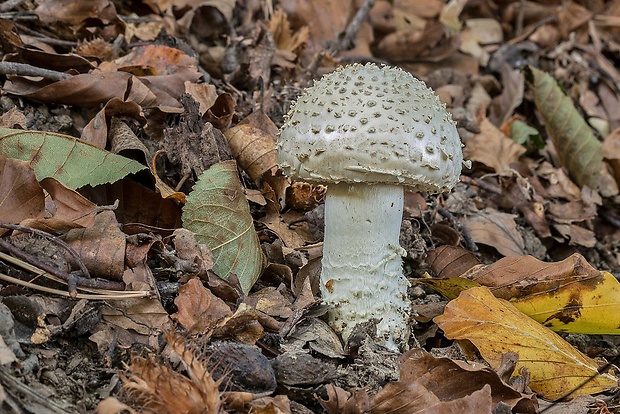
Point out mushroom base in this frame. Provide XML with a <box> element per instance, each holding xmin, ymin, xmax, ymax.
<box><xmin>320</xmin><ymin>182</ymin><xmax>411</xmax><ymax>351</ymax></box>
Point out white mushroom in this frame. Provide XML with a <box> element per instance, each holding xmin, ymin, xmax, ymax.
<box><xmin>277</xmin><ymin>63</ymin><xmax>465</xmax><ymax>351</ymax></box>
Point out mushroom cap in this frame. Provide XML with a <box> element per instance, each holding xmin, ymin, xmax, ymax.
<box><xmin>277</xmin><ymin>63</ymin><xmax>464</xmax><ymax>193</ymax></box>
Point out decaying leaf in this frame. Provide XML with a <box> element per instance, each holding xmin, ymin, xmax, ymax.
<box><xmin>0</xmin><ymin>127</ymin><xmax>147</xmax><ymax>189</ymax></box>
<box><xmin>435</xmin><ymin>286</ymin><xmax>618</xmax><ymax>400</ymax></box>
<box><xmin>527</xmin><ymin>66</ymin><xmax>603</xmax><ymax>189</ymax></box>
<box><xmin>463</xmin><ymin>117</ymin><xmax>527</xmax><ymax>173</ymax></box>
<box><xmin>172</xmin><ymin>278</ymin><xmax>232</xmax><ymax>334</ymax></box>
<box><xmin>0</xmin><ymin>156</ymin><xmax>45</xmax><ymax>233</ymax></box>
<box><xmin>182</xmin><ymin>160</ymin><xmax>266</xmax><ymax>293</ymax></box>
<box><xmin>512</xmin><ymin>270</ymin><xmax>620</xmax><ymax>335</ymax></box>
<box><xmin>460</xmin><ymin>208</ymin><xmax>526</xmax><ymax>257</ymax></box>
<box><xmin>63</xmin><ymin>211</ymin><xmax>125</xmax><ymax>280</ymax></box>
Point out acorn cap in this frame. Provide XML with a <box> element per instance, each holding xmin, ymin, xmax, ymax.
<box><xmin>277</xmin><ymin>63</ymin><xmax>465</xmax><ymax>193</ymax></box>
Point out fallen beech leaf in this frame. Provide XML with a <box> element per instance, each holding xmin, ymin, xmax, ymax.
<box><xmin>435</xmin><ymin>287</ymin><xmax>618</xmax><ymax>400</ymax></box>
<box><xmin>463</xmin><ymin>117</ymin><xmax>526</xmax><ymax>173</ymax></box>
<box><xmin>459</xmin><ymin>254</ymin><xmax>620</xmax><ymax>334</ymax></box>
<box><xmin>183</xmin><ymin>160</ymin><xmax>266</xmax><ymax>293</ymax></box>
<box><xmin>461</xmin><ymin>208</ymin><xmax>525</xmax><ymax>257</ymax></box>
<box><xmin>527</xmin><ymin>66</ymin><xmax>603</xmax><ymax>189</ymax></box>
<box><xmin>224</xmin><ymin>123</ymin><xmax>278</xmax><ymax>182</ymax></box>
<box><xmin>172</xmin><ymin>278</ymin><xmax>233</xmax><ymax>334</ymax></box>
<box><xmin>35</xmin><ymin>0</ymin><xmax>118</xmax><ymax>26</ymax></box>
<box><xmin>394</xmin><ymin>349</ymin><xmax>537</xmax><ymax>413</ymax></box>
<box><xmin>513</xmin><ymin>271</ymin><xmax>620</xmax><ymax>335</ymax></box>
<box><xmin>0</xmin><ymin>156</ymin><xmax>44</xmax><ymax>232</ymax></box>
<box><xmin>39</xmin><ymin>177</ymin><xmax>97</xmax><ymax>228</ymax></box>
<box><xmin>63</xmin><ymin>211</ymin><xmax>125</xmax><ymax>280</ymax></box>
<box><xmin>3</xmin><ymin>71</ymin><xmax>160</xmax><ymax>109</ymax></box>
<box><xmin>0</xmin><ymin>127</ymin><xmax>147</xmax><ymax>189</ymax></box>
<box><xmin>461</xmin><ymin>254</ymin><xmax>599</xmax><ymax>300</ymax></box>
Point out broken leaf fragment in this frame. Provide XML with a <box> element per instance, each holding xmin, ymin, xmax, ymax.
<box><xmin>435</xmin><ymin>286</ymin><xmax>618</xmax><ymax>400</ymax></box>
<box><xmin>182</xmin><ymin>160</ymin><xmax>266</xmax><ymax>294</ymax></box>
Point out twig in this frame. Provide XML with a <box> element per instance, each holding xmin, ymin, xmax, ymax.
<box><xmin>0</xmin><ymin>250</ymin><xmax>125</xmax><ymax>291</ymax></box>
<box><xmin>0</xmin><ymin>61</ymin><xmax>71</xmax><ymax>81</ymax></box>
<box><xmin>0</xmin><ymin>223</ymin><xmax>91</xmax><ymax>278</ymax></box>
<box><xmin>14</xmin><ymin>23</ymin><xmax>78</xmax><ymax>47</ymax></box>
<box><xmin>0</xmin><ymin>269</ymin><xmax>148</xmax><ymax>300</ymax></box>
<box><xmin>332</xmin><ymin>0</ymin><xmax>376</xmax><ymax>53</ymax></box>
<box><xmin>0</xmin><ymin>365</ymin><xmax>75</xmax><ymax>413</ymax></box>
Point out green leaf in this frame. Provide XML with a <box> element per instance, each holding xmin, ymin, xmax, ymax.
<box><xmin>526</xmin><ymin>67</ymin><xmax>603</xmax><ymax>189</ymax></box>
<box><xmin>182</xmin><ymin>160</ymin><xmax>266</xmax><ymax>293</ymax></box>
<box><xmin>510</xmin><ymin>119</ymin><xmax>544</xmax><ymax>150</ymax></box>
<box><xmin>0</xmin><ymin>127</ymin><xmax>147</xmax><ymax>189</ymax></box>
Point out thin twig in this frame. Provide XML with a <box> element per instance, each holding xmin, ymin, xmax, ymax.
<box><xmin>0</xmin><ymin>366</ymin><xmax>75</xmax><ymax>413</ymax></box>
<box><xmin>332</xmin><ymin>0</ymin><xmax>376</xmax><ymax>53</ymax></box>
<box><xmin>0</xmin><ymin>223</ymin><xmax>91</xmax><ymax>278</ymax></box>
<box><xmin>0</xmin><ymin>270</ymin><xmax>149</xmax><ymax>300</ymax></box>
<box><xmin>0</xmin><ymin>61</ymin><xmax>71</xmax><ymax>81</ymax></box>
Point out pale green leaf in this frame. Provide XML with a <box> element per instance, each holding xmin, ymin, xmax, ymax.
<box><xmin>0</xmin><ymin>127</ymin><xmax>147</xmax><ymax>189</ymax></box>
<box><xmin>182</xmin><ymin>160</ymin><xmax>266</xmax><ymax>293</ymax></box>
<box><xmin>526</xmin><ymin>67</ymin><xmax>603</xmax><ymax>189</ymax></box>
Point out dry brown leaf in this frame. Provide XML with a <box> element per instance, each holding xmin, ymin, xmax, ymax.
<box><xmin>488</xmin><ymin>65</ymin><xmax>524</xmax><ymax>127</ymax></box>
<box><xmin>259</xmin><ymin>214</ymin><xmax>314</xmax><ymax>249</ymax></box>
<box><xmin>35</xmin><ymin>0</ymin><xmax>118</xmax><ymax>26</ymax></box>
<box><xmin>464</xmin><ymin>117</ymin><xmax>527</xmax><ymax>173</ymax></box>
<box><xmin>426</xmin><ymin>245</ymin><xmax>481</xmax><ymax>279</ymax></box>
<box><xmin>0</xmin><ymin>156</ymin><xmax>45</xmax><ymax>234</ymax></box>
<box><xmin>81</xmin><ymin>98</ymin><xmax>144</xmax><ymax>148</ymax></box>
<box><xmin>246</xmin><ymin>287</ymin><xmax>293</xmax><ymax>319</ymax></box>
<box><xmin>435</xmin><ymin>287</ymin><xmax>618</xmax><ymax>400</ymax></box>
<box><xmin>63</xmin><ymin>210</ymin><xmax>125</xmax><ymax>280</ymax></box>
<box><xmin>224</xmin><ymin>123</ymin><xmax>278</xmax><ymax>182</ymax></box>
<box><xmin>395</xmin><ymin>349</ymin><xmax>537</xmax><ymax>412</ymax></box>
<box><xmin>268</xmin><ymin>7</ymin><xmax>309</xmax><ymax>68</ymax></box>
<box><xmin>172</xmin><ymin>278</ymin><xmax>233</xmax><ymax>334</ymax></box>
<box><xmin>461</xmin><ymin>208</ymin><xmax>526</xmax><ymax>257</ymax></box>
<box><xmin>552</xmin><ymin>223</ymin><xmax>596</xmax><ymax>248</ymax></box>
<box><xmin>39</xmin><ymin>177</ymin><xmax>97</xmax><ymax>228</ymax></box>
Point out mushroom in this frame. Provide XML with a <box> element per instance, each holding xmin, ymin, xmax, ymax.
<box><xmin>277</xmin><ymin>63</ymin><xmax>465</xmax><ymax>351</ymax></box>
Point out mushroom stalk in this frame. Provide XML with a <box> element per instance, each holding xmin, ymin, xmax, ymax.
<box><xmin>321</xmin><ymin>182</ymin><xmax>410</xmax><ymax>351</ymax></box>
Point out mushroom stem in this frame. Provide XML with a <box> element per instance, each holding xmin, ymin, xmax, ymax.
<box><xmin>321</xmin><ymin>182</ymin><xmax>411</xmax><ymax>351</ymax></box>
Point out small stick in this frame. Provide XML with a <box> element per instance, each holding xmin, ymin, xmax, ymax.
<box><xmin>332</xmin><ymin>0</ymin><xmax>376</xmax><ymax>53</ymax></box>
<box><xmin>0</xmin><ymin>223</ymin><xmax>91</xmax><ymax>278</ymax></box>
<box><xmin>0</xmin><ymin>61</ymin><xmax>71</xmax><ymax>81</ymax></box>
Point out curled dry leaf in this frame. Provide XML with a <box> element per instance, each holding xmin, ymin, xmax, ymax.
<box><xmin>527</xmin><ymin>66</ymin><xmax>603</xmax><ymax>190</ymax></box>
<box><xmin>224</xmin><ymin>123</ymin><xmax>278</xmax><ymax>182</ymax></box>
<box><xmin>435</xmin><ymin>286</ymin><xmax>618</xmax><ymax>400</ymax></box>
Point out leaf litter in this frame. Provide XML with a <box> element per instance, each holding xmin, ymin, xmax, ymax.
<box><xmin>0</xmin><ymin>0</ymin><xmax>619</xmax><ymax>413</ymax></box>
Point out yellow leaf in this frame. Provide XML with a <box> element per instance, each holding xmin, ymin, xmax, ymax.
<box><xmin>416</xmin><ymin>274</ymin><xmax>480</xmax><ymax>301</ymax></box>
<box><xmin>512</xmin><ymin>271</ymin><xmax>620</xmax><ymax>335</ymax></box>
<box><xmin>435</xmin><ymin>287</ymin><xmax>618</xmax><ymax>400</ymax></box>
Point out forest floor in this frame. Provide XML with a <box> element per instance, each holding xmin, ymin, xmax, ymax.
<box><xmin>0</xmin><ymin>0</ymin><xmax>619</xmax><ymax>413</ymax></box>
